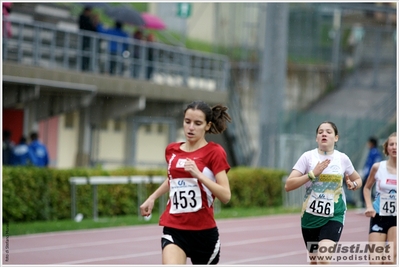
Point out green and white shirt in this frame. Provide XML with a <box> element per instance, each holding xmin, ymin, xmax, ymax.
<box><xmin>292</xmin><ymin>148</ymin><xmax>356</xmax><ymax>228</ymax></box>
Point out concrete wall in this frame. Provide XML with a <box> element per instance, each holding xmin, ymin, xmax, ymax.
<box><xmin>136</xmin><ymin>123</ymin><xmax>169</xmax><ymax>166</ymax></box>
<box><xmin>54</xmin><ymin>112</ymin><xmax>172</xmax><ymax>169</ymax></box>
<box><xmin>97</xmin><ymin>120</ymin><xmax>127</xmax><ymax>169</ymax></box>
<box><xmin>238</xmin><ymin>63</ymin><xmax>334</xmax><ymax>165</ymax></box>
<box><xmin>57</xmin><ymin>112</ymin><xmax>79</xmax><ymax>168</ymax></box>
<box><xmin>285</xmin><ymin>64</ymin><xmax>332</xmax><ymax>111</ymax></box>
<box><xmin>186</xmin><ymin>3</ymin><xmax>215</xmax><ymax>43</ymax></box>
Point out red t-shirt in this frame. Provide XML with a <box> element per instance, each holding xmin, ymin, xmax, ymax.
<box><xmin>159</xmin><ymin>142</ymin><xmax>230</xmax><ymax>230</ymax></box>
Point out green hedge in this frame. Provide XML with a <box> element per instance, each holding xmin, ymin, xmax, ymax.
<box><xmin>227</xmin><ymin>167</ymin><xmax>286</xmax><ymax>208</ymax></box>
<box><xmin>2</xmin><ymin>166</ymin><xmax>286</xmax><ymax>222</ymax></box>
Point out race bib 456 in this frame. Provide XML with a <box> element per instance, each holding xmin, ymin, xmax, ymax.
<box><xmin>306</xmin><ymin>192</ymin><xmax>334</xmax><ymax>217</ymax></box>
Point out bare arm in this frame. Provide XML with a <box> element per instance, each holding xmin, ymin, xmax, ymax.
<box><xmin>363</xmin><ymin>162</ymin><xmax>379</xmax><ymax>218</ymax></box>
<box><xmin>184</xmin><ymin>158</ymin><xmax>231</xmax><ymax>204</ymax></box>
<box><xmin>345</xmin><ymin>170</ymin><xmax>362</xmax><ymax>190</ymax></box>
<box><xmin>285</xmin><ymin>169</ymin><xmax>309</xmax><ymax>192</ymax></box>
<box><xmin>139</xmin><ymin>178</ymin><xmax>169</xmax><ymax>216</ymax></box>
<box><xmin>285</xmin><ymin>159</ymin><xmax>331</xmax><ymax>192</ymax></box>
<box><xmin>198</xmin><ymin>170</ymin><xmax>231</xmax><ymax>204</ymax></box>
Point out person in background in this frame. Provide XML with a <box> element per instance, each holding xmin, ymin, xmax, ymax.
<box><xmin>140</xmin><ymin>100</ymin><xmax>232</xmax><ymax>264</ymax></box>
<box><xmin>146</xmin><ymin>33</ymin><xmax>155</xmax><ymax>80</ymax></box>
<box><xmin>29</xmin><ymin>132</ymin><xmax>49</xmax><ymax>167</ymax></box>
<box><xmin>2</xmin><ymin>2</ymin><xmax>12</xmax><ymax>38</ymax></box>
<box><xmin>12</xmin><ymin>136</ymin><xmax>36</xmax><ymax>166</ymax></box>
<box><xmin>285</xmin><ymin>121</ymin><xmax>362</xmax><ymax>264</ymax></box>
<box><xmin>363</xmin><ymin>132</ymin><xmax>397</xmax><ymax>265</ymax></box>
<box><xmin>361</xmin><ymin>137</ymin><xmax>383</xmax><ymax>207</ymax></box>
<box><xmin>2</xmin><ymin>130</ymin><xmax>15</xmax><ymax>166</ymax></box>
<box><xmin>78</xmin><ymin>6</ymin><xmax>97</xmax><ymax>71</ymax></box>
<box><xmin>97</xmin><ymin>21</ymin><xmax>129</xmax><ymax>75</ymax></box>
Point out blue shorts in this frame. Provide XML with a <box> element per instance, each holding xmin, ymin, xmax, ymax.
<box><xmin>161</xmin><ymin>226</ymin><xmax>220</xmax><ymax>264</ymax></box>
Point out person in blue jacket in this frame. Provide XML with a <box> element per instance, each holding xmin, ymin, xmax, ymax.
<box><xmin>361</xmin><ymin>136</ymin><xmax>382</xmax><ymax>207</ymax></box>
<box><xmin>96</xmin><ymin>20</ymin><xmax>129</xmax><ymax>75</ymax></box>
<box><xmin>12</xmin><ymin>136</ymin><xmax>37</xmax><ymax>166</ymax></box>
<box><xmin>2</xmin><ymin>129</ymin><xmax>15</xmax><ymax>165</ymax></box>
<box><xmin>29</xmin><ymin>132</ymin><xmax>49</xmax><ymax>167</ymax></box>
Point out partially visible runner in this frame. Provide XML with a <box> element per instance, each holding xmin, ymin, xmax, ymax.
<box><xmin>363</xmin><ymin>132</ymin><xmax>397</xmax><ymax>265</ymax></box>
<box><xmin>140</xmin><ymin>100</ymin><xmax>232</xmax><ymax>265</ymax></box>
<box><xmin>285</xmin><ymin>121</ymin><xmax>362</xmax><ymax>264</ymax></box>
<box><xmin>361</xmin><ymin>136</ymin><xmax>382</xmax><ymax>208</ymax></box>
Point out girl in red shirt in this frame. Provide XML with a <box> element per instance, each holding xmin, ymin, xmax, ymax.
<box><xmin>140</xmin><ymin>100</ymin><xmax>232</xmax><ymax>264</ymax></box>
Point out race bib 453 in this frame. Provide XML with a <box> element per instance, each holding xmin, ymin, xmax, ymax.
<box><xmin>169</xmin><ymin>178</ymin><xmax>202</xmax><ymax>214</ymax></box>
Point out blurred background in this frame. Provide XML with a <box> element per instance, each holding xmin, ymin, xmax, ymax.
<box><xmin>2</xmin><ymin>3</ymin><xmax>396</xmax><ymax>175</ymax></box>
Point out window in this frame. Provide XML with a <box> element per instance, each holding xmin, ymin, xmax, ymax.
<box><xmin>100</xmin><ymin>120</ymin><xmax>108</xmax><ymax>131</ymax></box>
<box><xmin>64</xmin><ymin>112</ymin><xmax>74</xmax><ymax>129</ymax></box>
<box><xmin>157</xmin><ymin>123</ymin><xmax>166</xmax><ymax>134</ymax></box>
<box><xmin>145</xmin><ymin>123</ymin><xmax>152</xmax><ymax>133</ymax></box>
<box><xmin>114</xmin><ymin>119</ymin><xmax>122</xmax><ymax>132</ymax></box>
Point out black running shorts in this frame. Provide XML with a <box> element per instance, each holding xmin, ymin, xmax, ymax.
<box><xmin>369</xmin><ymin>213</ymin><xmax>397</xmax><ymax>234</ymax></box>
<box><xmin>302</xmin><ymin>220</ymin><xmax>343</xmax><ymax>252</ymax></box>
<box><xmin>161</xmin><ymin>226</ymin><xmax>220</xmax><ymax>264</ymax></box>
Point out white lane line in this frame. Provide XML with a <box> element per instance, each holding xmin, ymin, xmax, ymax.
<box><xmin>223</xmin><ymin>227</ymin><xmax>366</xmax><ymax>247</ymax></box>
<box><xmin>53</xmin><ymin>227</ymin><xmax>368</xmax><ymax>265</ymax></box>
<box><xmin>8</xmin><ymin>212</ymin><xmax>363</xmax><ymax>240</ymax></box>
<box><xmin>223</xmin><ymin>233</ymin><xmax>302</xmax><ymax>246</ymax></box>
<box><xmin>9</xmin><ymin>235</ymin><xmax>159</xmax><ymax>253</ymax></box>
<box><xmin>222</xmin><ymin>250</ymin><xmax>306</xmax><ymax>264</ymax></box>
<box><xmin>6</xmin><ymin>213</ymin><xmax>368</xmax><ymax>265</ymax></box>
<box><xmin>220</xmin><ymin>222</ymin><xmax>298</xmax><ymax>233</ymax></box>
<box><xmin>51</xmin><ymin>234</ymin><xmax>304</xmax><ymax>264</ymax></box>
<box><xmin>6</xmin><ymin>222</ymin><xmax>299</xmax><ymax>254</ymax></box>
<box><xmin>56</xmin><ymin>251</ymin><xmax>161</xmax><ymax>265</ymax></box>
<box><xmin>8</xmin><ymin>224</ymin><xmax>366</xmax><ymax>254</ymax></box>
<box><xmin>7</xmin><ymin>224</ymin><xmax>160</xmax><ymax>239</ymax></box>
<box><xmin>221</xmin><ymin>228</ymin><xmax>368</xmax><ymax>264</ymax></box>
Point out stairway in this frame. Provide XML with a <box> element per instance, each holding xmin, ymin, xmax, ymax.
<box><xmin>9</xmin><ymin>3</ymin><xmax>78</xmax><ymax>32</ymax></box>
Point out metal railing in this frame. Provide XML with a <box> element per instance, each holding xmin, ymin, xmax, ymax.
<box><xmin>69</xmin><ymin>176</ymin><xmax>166</xmax><ymax>221</ymax></box>
<box><xmin>2</xmin><ymin>17</ymin><xmax>230</xmax><ymax>92</ymax></box>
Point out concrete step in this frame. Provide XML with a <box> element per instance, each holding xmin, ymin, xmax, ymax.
<box><xmin>9</xmin><ymin>3</ymin><xmax>77</xmax><ymax>27</ymax></box>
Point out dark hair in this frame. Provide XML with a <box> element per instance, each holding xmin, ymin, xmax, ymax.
<box><xmin>184</xmin><ymin>101</ymin><xmax>231</xmax><ymax>134</ymax></box>
<box><xmin>368</xmin><ymin>136</ymin><xmax>378</xmax><ymax>147</ymax></box>
<box><xmin>30</xmin><ymin>132</ymin><xmax>38</xmax><ymax>141</ymax></box>
<box><xmin>316</xmin><ymin>121</ymin><xmax>338</xmax><ymax>136</ymax></box>
<box><xmin>3</xmin><ymin>130</ymin><xmax>11</xmax><ymax>139</ymax></box>
<box><xmin>382</xmin><ymin>132</ymin><xmax>396</xmax><ymax>156</ymax></box>
<box><xmin>19</xmin><ymin>136</ymin><xmax>27</xmax><ymax>144</ymax></box>
<box><xmin>115</xmin><ymin>21</ymin><xmax>123</xmax><ymax>29</ymax></box>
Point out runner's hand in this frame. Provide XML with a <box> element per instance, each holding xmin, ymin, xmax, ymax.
<box><xmin>313</xmin><ymin>159</ymin><xmax>330</xmax><ymax>177</ymax></box>
<box><xmin>140</xmin><ymin>198</ymin><xmax>154</xmax><ymax>217</ymax></box>
<box><xmin>364</xmin><ymin>207</ymin><xmax>376</xmax><ymax>218</ymax></box>
<box><xmin>345</xmin><ymin>174</ymin><xmax>356</xmax><ymax>190</ymax></box>
<box><xmin>184</xmin><ymin>158</ymin><xmax>200</xmax><ymax>177</ymax></box>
